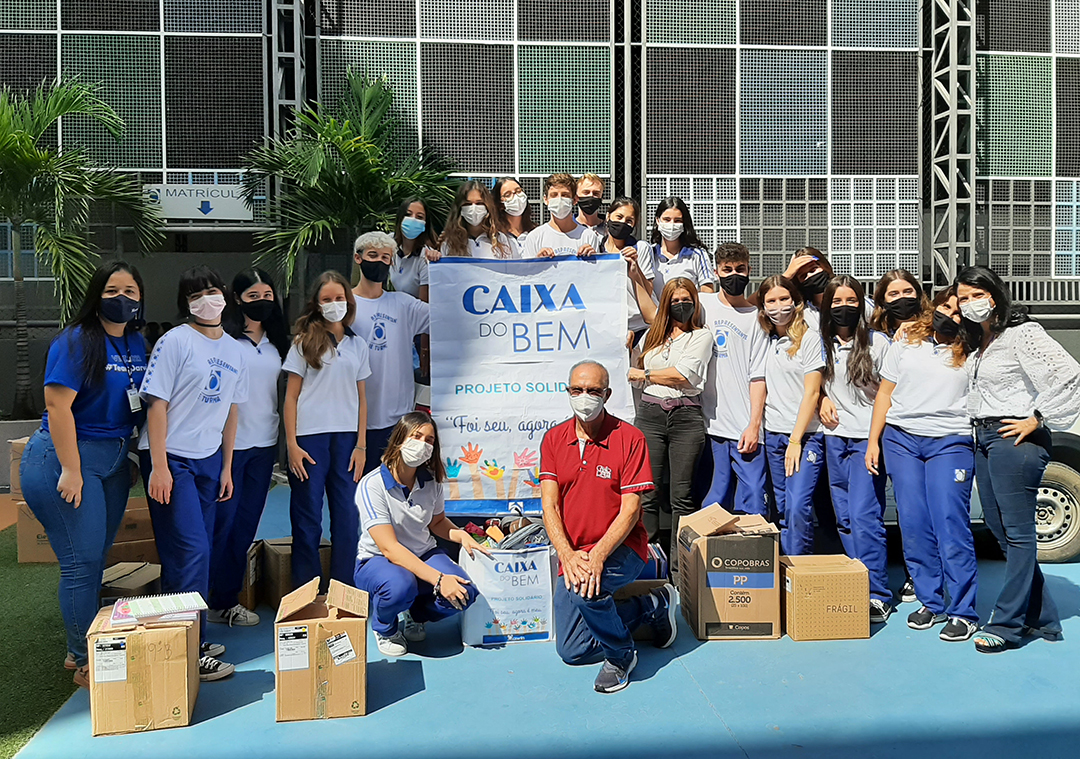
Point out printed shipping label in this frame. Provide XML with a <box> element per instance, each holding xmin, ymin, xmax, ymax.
<box><xmin>325</xmin><ymin>632</ymin><xmax>357</xmax><ymax>666</ymax></box>
<box><xmin>93</xmin><ymin>637</ymin><xmax>128</xmax><ymax>683</ymax></box>
<box><xmin>277</xmin><ymin>625</ymin><xmax>310</xmax><ymax>671</ymax></box>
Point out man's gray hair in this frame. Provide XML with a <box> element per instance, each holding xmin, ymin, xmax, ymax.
<box><xmin>353</xmin><ymin>230</ymin><xmax>397</xmax><ymax>256</ymax></box>
<box><xmin>568</xmin><ymin>360</ymin><xmax>610</xmax><ymax>388</ymax></box>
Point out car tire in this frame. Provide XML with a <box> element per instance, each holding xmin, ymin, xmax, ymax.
<box><xmin>1036</xmin><ymin>462</ymin><xmax>1080</xmax><ymax>563</ymax></box>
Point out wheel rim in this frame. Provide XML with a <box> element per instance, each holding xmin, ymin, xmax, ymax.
<box><xmin>1036</xmin><ymin>483</ymin><xmax>1079</xmax><ymax>550</ymax></box>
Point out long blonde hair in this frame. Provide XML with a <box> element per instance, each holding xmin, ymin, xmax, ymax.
<box><xmin>641</xmin><ymin>277</ymin><xmax>706</xmax><ymax>356</ymax></box>
<box><xmin>292</xmin><ymin>271</ymin><xmax>355</xmax><ymax>370</ymax></box>
<box><xmin>756</xmin><ymin>275</ymin><xmax>809</xmax><ymax>358</ymax></box>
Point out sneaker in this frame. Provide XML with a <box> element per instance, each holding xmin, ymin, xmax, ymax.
<box><xmin>940</xmin><ymin>617</ymin><xmax>979</xmax><ymax>642</ymax></box>
<box><xmin>401</xmin><ymin>611</ymin><xmax>426</xmax><ymax>643</ymax></box>
<box><xmin>64</xmin><ymin>653</ymin><xmax>77</xmax><ymax>671</ymax></box>
<box><xmin>199</xmin><ymin>655</ymin><xmax>235</xmax><ymax>682</ymax></box>
<box><xmin>594</xmin><ymin>651</ymin><xmax>638</xmax><ymax>694</ymax></box>
<box><xmin>650</xmin><ymin>584</ymin><xmax>678</xmax><ymax>649</ymax></box>
<box><xmin>899</xmin><ymin>579</ymin><xmax>917</xmax><ymax>604</ymax></box>
<box><xmin>375</xmin><ymin>631</ymin><xmax>408</xmax><ymax>657</ymax></box>
<box><xmin>200</xmin><ymin>641</ymin><xmax>226</xmax><ymax>658</ymax></box>
<box><xmin>208</xmin><ymin>604</ymin><xmax>260</xmax><ymax>627</ymax></box>
<box><xmin>973</xmin><ymin>631</ymin><xmax>1010</xmax><ymax>654</ymax></box>
<box><xmin>73</xmin><ymin>665</ymin><xmax>90</xmax><ymax>689</ymax></box>
<box><xmin>869</xmin><ymin>599</ymin><xmax>893</xmax><ymax>624</ymax></box>
<box><xmin>907</xmin><ymin>606</ymin><xmax>948</xmax><ymax>630</ymax></box>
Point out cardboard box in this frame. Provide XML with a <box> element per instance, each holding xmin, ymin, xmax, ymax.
<box><xmin>275</xmin><ymin>578</ymin><xmax>368</xmax><ymax>722</ymax></box>
<box><xmin>614</xmin><ymin>579</ymin><xmax>669</xmax><ymax>642</ymax></box>
<box><xmin>113</xmin><ymin>501</ymin><xmax>155</xmax><ymax>543</ymax></box>
<box><xmin>101</xmin><ymin>562</ymin><xmax>162</xmax><ymax>604</ymax></box>
<box><xmin>677</xmin><ymin>504</ymin><xmax>781</xmax><ymax>640</ymax></box>
<box><xmin>263</xmin><ymin>537</ymin><xmax>332</xmax><ymax>610</ymax></box>
<box><xmin>17</xmin><ymin>501</ymin><xmax>57</xmax><ymax>563</ymax></box>
<box><xmin>9</xmin><ymin>436</ymin><xmax>28</xmax><ymax>500</ymax></box>
<box><xmin>107</xmin><ymin>539</ymin><xmax>160</xmax><ymax>566</ymax></box>
<box><xmin>237</xmin><ymin>541</ymin><xmax>262</xmax><ymax>611</ymax></box>
<box><xmin>87</xmin><ymin>606</ymin><xmax>200</xmax><ymax>736</ymax></box>
<box><xmin>781</xmin><ymin>555</ymin><xmax>870</xmax><ymax>641</ymax></box>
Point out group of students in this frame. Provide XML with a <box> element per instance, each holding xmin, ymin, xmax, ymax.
<box><xmin>18</xmin><ymin>170</ymin><xmax>1080</xmax><ymax>695</ymax></box>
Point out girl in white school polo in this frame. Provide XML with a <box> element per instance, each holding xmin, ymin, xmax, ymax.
<box><xmin>438</xmin><ymin>180</ymin><xmax>516</xmax><ymax>259</ymax></box>
<box><xmin>284</xmin><ymin>271</ymin><xmax>371</xmax><ymax>591</ymax></box>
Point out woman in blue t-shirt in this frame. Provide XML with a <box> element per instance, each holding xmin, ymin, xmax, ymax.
<box><xmin>19</xmin><ymin>262</ymin><xmax>148</xmax><ymax>689</ymax></box>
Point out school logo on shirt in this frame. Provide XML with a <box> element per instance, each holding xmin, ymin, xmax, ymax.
<box><xmin>955</xmin><ymin>469</ymin><xmax>968</xmax><ymax>483</ymax></box>
<box><xmin>714</xmin><ymin>327</ymin><xmax>730</xmax><ymax>359</ymax></box>
<box><xmin>596</xmin><ymin>464</ymin><xmax>612</xmax><ymax>480</ymax></box>
<box><xmin>367</xmin><ymin>312</ymin><xmax>398</xmax><ymax>352</ymax></box>
<box><xmin>198</xmin><ymin>357</ymin><xmax>239</xmax><ymax>403</ymax></box>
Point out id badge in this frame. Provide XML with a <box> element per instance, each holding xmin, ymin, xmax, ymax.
<box><xmin>126</xmin><ymin>387</ymin><xmax>142</xmax><ymax>412</ymax></box>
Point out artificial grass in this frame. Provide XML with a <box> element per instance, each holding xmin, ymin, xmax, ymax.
<box><xmin>0</xmin><ymin>525</ymin><xmax>75</xmax><ymax>759</ymax></box>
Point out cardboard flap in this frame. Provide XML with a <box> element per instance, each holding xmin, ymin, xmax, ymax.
<box><xmin>326</xmin><ymin>580</ymin><xmax>369</xmax><ymax>618</ymax></box>
<box><xmin>678</xmin><ymin>503</ymin><xmax>740</xmax><ymax>540</ymax></box>
<box><xmin>276</xmin><ymin>577</ymin><xmax>321</xmax><ymax>622</ymax></box>
<box><xmin>733</xmin><ymin>514</ymin><xmax>780</xmax><ymax>535</ymax></box>
<box><xmin>781</xmin><ymin>555</ymin><xmax>864</xmax><ymax>573</ymax></box>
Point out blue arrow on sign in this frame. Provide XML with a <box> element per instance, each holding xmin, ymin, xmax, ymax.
<box><xmin>199</xmin><ymin>200</ymin><xmax>213</xmax><ymax>215</ymax></box>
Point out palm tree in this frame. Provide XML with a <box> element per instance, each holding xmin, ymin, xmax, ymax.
<box><xmin>243</xmin><ymin>71</ymin><xmax>457</xmax><ymax>289</ymax></box>
<box><xmin>0</xmin><ymin>78</ymin><xmax>164</xmax><ymax>418</ymax></box>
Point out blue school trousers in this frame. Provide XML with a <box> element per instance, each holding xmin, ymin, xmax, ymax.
<box><xmin>701</xmin><ymin>435</ymin><xmax>769</xmax><ymax>515</ymax></box>
<box><xmin>140</xmin><ymin>448</ymin><xmax>223</xmax><ymax>642</ymax></box>
<box><xmin>764</xmin><ymin>431</ymin><xmax>825</xmax><ymax>556</ymax></box>
<box><xmin>882</xmin><ymin>425</ymin><xmax>978</xmax><ymax>622</ymax></box>
<box><xmin>364</xmin><ymin>425</ymin><xmax>396</xmax><ymax>475</ymax></box>
<box><xmin>209</xmin><ymin>445</ymin><xmax>276</xmax><ymax>611</ymax></box>
<box><xmin>354</xmin><ymin>547</ymin><xmax>478</xmax><ymax>636</ymax></box>
<box><xmin>825</xmin><ymin>435</ymin><xmax>890</xmax><ymax>603</ymax></box>
<box><xmin>288</xmin><ymin>431</ymin><xmax>359</xmax><ymax>588</ymax></box>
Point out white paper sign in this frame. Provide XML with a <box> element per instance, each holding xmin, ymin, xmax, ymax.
<box><xmin>325</xmin><ymin>631</ymin><xmax>357</xmax><ymax>666</ymax></box>
<box><xmin>429</xmin><ymin>255</ymin><xmax>631</xmax><ymax>514</ymax></box>
<box><xmin>143</xmin><ymin>184</ymin><xmax>253</xmax><ymax>221</ymax></box>
<box><xmin>277</xmin><ymin>625</ymin><xmax>309</xmax><ymax>671</ymax></box>
<box><xmin>93</xmin><ymin>637</ymin><xmax>128</xmax><ymax>683</ymax></box>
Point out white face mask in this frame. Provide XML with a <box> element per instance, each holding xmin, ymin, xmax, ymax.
<box><xmin>503</xmin><ymin>192</ymin><xmax>528</xmax><ymax>216</ymax></box>
<box><xmin>569</xmin><ymin>392</ymin><xmax>605</xmax><ymax>423</ymax></box>
<box><xmin>461</xmin><ymin>204</ymin><xmax>489</xmax><ymax>226</ymax></box>
<box><xmin>765</xmin><ymin>303</ymin><xmax>795</xmax><ymax>326</ymax></box>
<box><xmin>547</xmin><ymin>196</ymin><xmax>574</xmax><ymax>220</ymax></box>
<box><xmin>189</xmin><ymin>293</ymin><xmax>226</xmax><ymax>322</ymax></box>
<box><xmin>320</xmin><ymin>301</ymin><xmax>349</xmax><ymax>323</ymax></box>
<box><xmin>657</xmin><ymin>221</ymin><xmax>684</xmax><ymax>241</ymax></box>
<box><xmin>400</xmin><ymin>437</ymin><xmax>434</xmax><ymax>467</ymax></box>
<box><xmin>960</xmin><ymin>297</ymin><xmax>994</xmax><ymax>323</ymax></box>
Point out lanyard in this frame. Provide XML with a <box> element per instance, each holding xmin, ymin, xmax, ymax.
<box><xmin>107</xmin><ymin>333</ymin><xmax>136</xmax><ymax>388</ymax></box>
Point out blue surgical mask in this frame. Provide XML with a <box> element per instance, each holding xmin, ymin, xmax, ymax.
<box><xmin>400</xmin><ymin>217</ymin><xmax>426</xmax><ymax>240</ymax></box>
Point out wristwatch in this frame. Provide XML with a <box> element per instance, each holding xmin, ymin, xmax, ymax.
<box><xmin>644</xmin><ymin>369</ymin><xmax>651</xmax><ymax>382</ymax></box>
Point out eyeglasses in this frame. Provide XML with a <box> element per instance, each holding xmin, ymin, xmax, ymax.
<box><xmin>568</xmin><ymin>387</ymin><xmax>606</xmax><ymax>398</ymax></box>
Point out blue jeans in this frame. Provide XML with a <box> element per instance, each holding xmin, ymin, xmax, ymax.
<box><xmin>209</xmin><ymin>445</ymin><xmax>276</xmax><ymax>611</ymax></box>
<box><xmin>976</xmin><ymin>425</ymin><xmax>1060</xmax><ymax>644</ymax></box>
<box><xmin>883</xmin><ymin>426</ymin><xmax>978</xmax><ymax>621</ymax></box>
<box><xmin>20</xmin><ymin>429</ymin><xmax>131</xmax><ymax>666</ymax></box>
<box><xmin>554</xmin><ymin>544</ymin><xmax>651</xmax><ymax>670</ymax></box>
<box><xmin>825</xmin><ymin>436</ymin><xmax>890</xmax><ymax>603</ymax></box>
<box><xmin>140</xmin><ymin>448</ymin><xmax>223</xmax><ymax>643</ymax></box>
<box><xmin>700</xmin><ymin>435</ymin><xmax>769</xmax><ymax>516</ymax></box>
<box><xmin>354</xmin><ymin>547</ymin><xmax>478</xmax><ymax>636</ymax></box>
<box><xmin>764</xmin><ymin>431</ymin><xmax>825</xmax><ymax>556</ymax></box>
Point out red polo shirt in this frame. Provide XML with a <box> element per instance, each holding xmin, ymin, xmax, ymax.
<box><xmin>539</xmin><ymin>412</ymin><xmax>653</xmax><ymax>561</ymax></box>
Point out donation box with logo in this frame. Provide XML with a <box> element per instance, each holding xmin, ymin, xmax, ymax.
<box><xmin>460</xmin><ymin>546</ymin><xmax>558</xmax><ymax>646</ymax></box>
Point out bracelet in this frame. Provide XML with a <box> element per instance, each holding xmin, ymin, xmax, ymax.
<box><xmin>355</xmin><ymin>446</ymin><xmax>366</xmax><ymax>451</ymax></box>
<box><xmin>433</xmin><ymin>572</ymin><xmax>444</xmax><ymax>596</ymax></box>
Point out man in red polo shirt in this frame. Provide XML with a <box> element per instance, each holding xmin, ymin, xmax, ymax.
<box><xmin>540</xmin><ymin>360</ymin><xmax>678</xmax><ymax>693</ymax></box>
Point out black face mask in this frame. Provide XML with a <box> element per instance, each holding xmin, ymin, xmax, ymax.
<box><xmin>606</xmin><ymin>219</ymin><xmax>631</xmax><ymax>241</ymax></box>
<box><xmin>577</xmin><ymin>197</ymin><xmax>602</xmax><ymax>216</ymax></box>
<box><xmin>932</xmin><ymin>310</ymin><xmax>961</xmax><ymax>339</ymax></box>
<box><xmin>829</xmin><ymin>304</ymin><xmax>861</xmax><ymax>329</ymax></box>
<box><xmin>719</xmin><ymin>273</ymin><xmax>750</xmax><ymax>297</ymax></box>
<box><xmin>360</xmin><ymin>259</ymin><xmax>391</xmax><ymax>284</ymax></box>
<box><xmin>883</xmin><ymin>296</ymin><xmax>921</xmax><ymax>321</ymax></box>
<box><xmin>670</xmin><ymin>301</ymin><xmax>696</xmax><ymax>324</ymax></box>
<box><xmin>240</xmin><ymin>299</ymin><xmax>276</xmax><ymax>323</ymax></box>
<box><xmin>99</xmin><ymin>294</ymin><xmax>142</xmax><ymax>324</ymax></box>
<box><xmin>799</xmin><ymin>270</ymin><xmax>830</xmax><ymax>297</ymax></box>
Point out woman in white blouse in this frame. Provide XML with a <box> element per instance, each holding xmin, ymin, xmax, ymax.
<box><xmin>628</xmin><ymin>278</ymin><xmax>713</xmax><ymax>579</ymax></box>
<box><xmin>956</xmin><ymin>266</ymin><xmax>1080</xmax><ymax>654</ymax></box>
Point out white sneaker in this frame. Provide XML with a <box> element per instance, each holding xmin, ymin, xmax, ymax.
<box><xmin>375</xmin><ymin>630</ymin><xmax>408</xmax><ymax>657</ymax></box>
<box><xmin>208</xmin><ymin>604</ymin><xmax>260</xmax><ymax>627</ymax></box>
<box><xmin>401</xmin><ymin>611</ymin><xmax>426</xmax><ymax>642</ymax></box>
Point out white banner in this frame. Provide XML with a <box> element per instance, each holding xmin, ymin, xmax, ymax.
<box><xmin>430</xmin><ymin>254</ymin><xmax>631</xmax><ymax>514</ymax></box>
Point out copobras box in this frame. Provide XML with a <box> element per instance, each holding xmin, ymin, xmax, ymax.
<box><xmin>275</xmin><ymin>578</ymin><xmax>369</xmax><ymax>722</ymax></box>
<box><xmin>677</xmin><ymin>504</ymin><xmax>781</xmax><ymax>640</ymax></box>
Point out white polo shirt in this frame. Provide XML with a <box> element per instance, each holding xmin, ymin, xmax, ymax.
<box><xmin>881</xmin><ymin>338</ymin><xmax>972</xmax><ymax>437</ymax></box>
<box><xmin>282</xmin><ymin>328</ymin><xmax>372</xmax><ymax>437</ymax></box>
<box><xmin>650</xmin><ymin>244</ymin><xmax>717</xmax><ymax>299</ymax></box>
<box><xmin>763</xmin><ymin>328</ymin><xmax>825</xmax><ymax>435</ymax></box>
<box><xmin>701</xmin><ymin>297</ymin><xmax>769</xmax><ymax>442</ymax></box>
<box><xmin>824</xmin><ymin>330</ymin><xmax>889</xmax><ymax>439</ymax></box>
<box><xmin>519</xmin><ymin>221</ymin><xmax>603</xmax><ymax>259</ymax></box>
<box><xmin>356</xmin><ymin>464</ymin><xmax>442</xmax><ymax>561</ymax></box>
<box><xmin>440</xmin><ymin>232</ymin><xmax>517</xmax><ymax>259</ymax></box>
<box><xmin>352</xmin><ymin>291</ymin><xmax>430</xmax><ymax>430</ymax></box>
<box><xmin>234</xmin><ymin>334</ymin><xmax>282</xmax><ymax>450</ymax></box>
<box><xmin>390</xmin><ymin>251</ymin><xmax>429</xmax><ymax>299</ymax></box>
<box><xmin>137</xmin><ymin>325</ymin><xmax>249</xmax><ymax>459</ymax></box>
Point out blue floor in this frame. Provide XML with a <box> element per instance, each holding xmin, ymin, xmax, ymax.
<box><xmin>17</xmin><ymin>487</ymin><xmax>1080</xmax><ymax>759</ymax></box>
